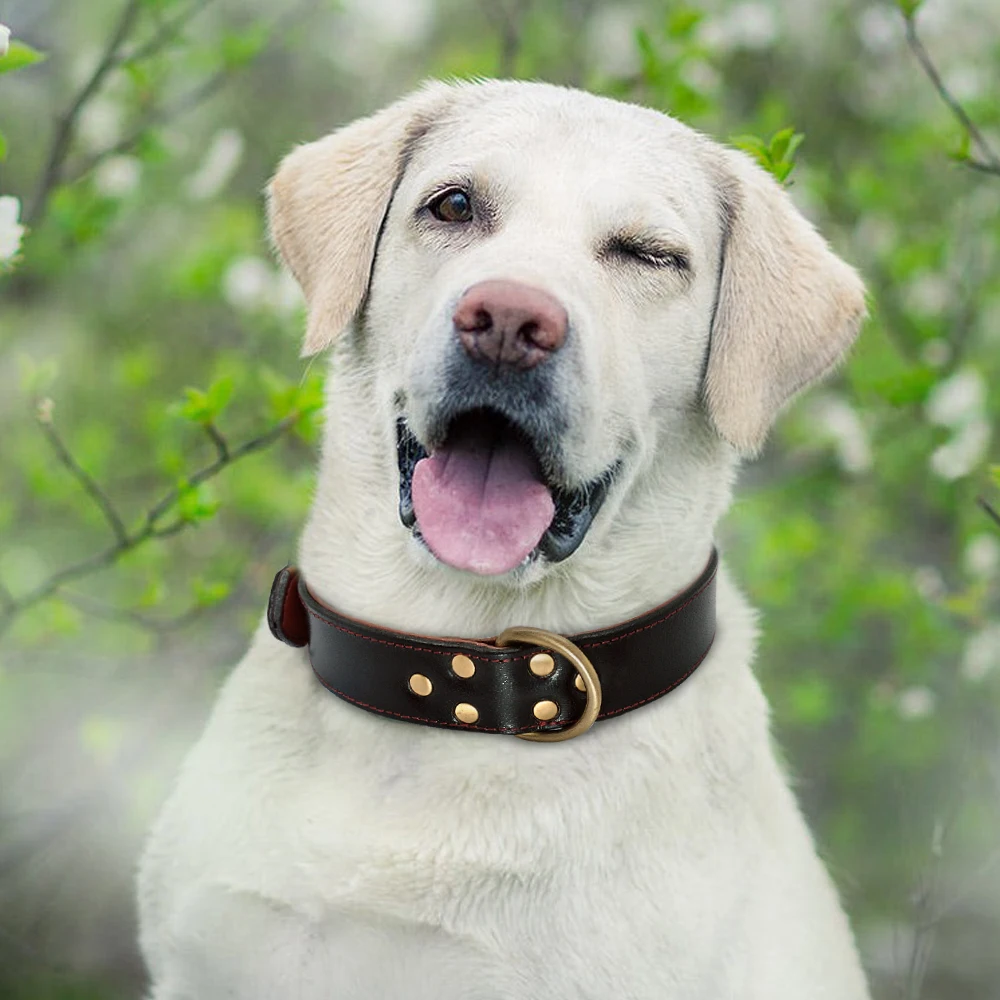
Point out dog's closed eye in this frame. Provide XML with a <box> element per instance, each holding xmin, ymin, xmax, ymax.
<box><xmin>600</xmin><ymin>233</ymin><xmax>691</xmax><ymax>274</ymax></box>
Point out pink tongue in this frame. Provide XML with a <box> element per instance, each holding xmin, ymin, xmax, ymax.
<box><xmin>412</xmin><ymin>424</ymin><xmax>555</xmax><ymax>576</ymax></box>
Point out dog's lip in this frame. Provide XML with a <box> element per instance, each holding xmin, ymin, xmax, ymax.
<box><xmin>396</xmin><ymin>412</ymin><xmax>620</xmax><ymax>568</ymax></box>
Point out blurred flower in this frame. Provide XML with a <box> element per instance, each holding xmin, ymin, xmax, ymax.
<box><xmin>896</xmin><ymin>686</ymin><xmax>936</xmax><ymax>720</ymax></box>
<box><xmin>906</xmin><ymin>272</ymin><xmax>949</xmax><ymax>317</ymax></box>
<box><xmin>703</xmin><ymin>2</ymin><xmax>778</xmax><ymax>51</ymax></box>
<box><xmin>912</xmin><ymin>565</ymin><xmax>945</xmax><ymax>601</ymax></box>
<box><xmin>857</xmin><ymin>6</ymin><xmax>900</xmax><ymax>53</ymax></box>
<box><xmin>77</xmin><ymin>97</ymin><xmax>122</xmax><ymax>152</ymax></box>
<box><xmin>926</xmin><ymin>369</ymin><xmax>991</xmax><ymax>480</ymax></box>
<box><xmin>929</xmin><ymin>418</ymin><xmax>991</xmax><ymax>480</ymax></box>
<box><xmin>223</xmin><ymin>256</ymin><xmax>273</xmax><ymax>311</ymax></box>
<box><xmin>925</xmin><ymin>368</ymin><xmax>986</xmax><ymax>427</ymax></box>
<box><xmin>964</xmin><ymin>533</ymin><xmax>1000</xmax><ymax>578</ymax></box>
<box><xmin>962</xmin><ymin>624</ymin><xmax>1000</xmax><ymax>681</ymax></box>
<box><xmin>920</xmin><ymin>338</ymin><xmax>951</xmax><ymax>368</ymax></box>
<box><xmin>187</xmin><ymin>128</ymin><xmax>245</xmax><ymax>201</ymax></box>
<box><xmin>0</xmin><ymin>23</ymin><xmax>10</xmax><ymax>57</ymax></box>
<box><xmin>221</xmin><ymin>256</ymin><xmax>303</xmax><ymax>316</ymax></box>
<box><xmin>272</xmin><ymin>268</ymin><xmax>304</xmax><ymax>316</ymax></box>
<box><xmin>0</xmin><ymin>195</ymin><xmax>25</xmax><ymax>261</ymax></box>
<box><xmin>586</xmin><ymin>7</ymin><xmax>640</xmax><ymax>77</ymax></box>
<box><xmin>812</xmin><ymin>394</ymin><xmax>872</xmax><ymax>473</ymax></box>
<box><xmin>93</xmin><ymin>155</ymin><xmax>141</xmax><ymax>198</ymax></box>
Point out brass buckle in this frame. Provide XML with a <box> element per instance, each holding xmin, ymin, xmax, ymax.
<box><xmin>496</xmin><ymin>627</ymin><xmax>602</xmax><ymax>743</ymax></box>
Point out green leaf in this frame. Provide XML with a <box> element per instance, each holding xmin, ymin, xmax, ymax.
<box><xmin>0</xmin><ymin>128</ymin><xmax>6</xmax><ymax>162</ymax></box>
<box><xmin>175</xmin><ymin>479</ymin><xmax>220</xmax><ymax>523</ymax></box>
<box><xmin>192</xmin><ymin>577</ymin><xmax>231</xmax><ymax>607</ymax></box>
<box><xmin>896</xmin><ymin>0</ymin><xmax>924</xmax><ymax>17</ymax></box>
<box><xmin>991</xmin><ymin>465</ymin><xmax>1000</xmax><ymax>489</ymax></box>
<box><xmin>220</xmin><ymin>24</ymin><xmax>268</xmax><ymax>69</ymax></box>
<box><xmin>0</xmin><ymin>40</ymin><xmax>47</xmax><ymax>75</ymax></box>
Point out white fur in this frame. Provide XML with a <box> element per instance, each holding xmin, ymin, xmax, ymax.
<box><xmin>138</xmin><ymin>81</ymin><xmax>870</xmax><ymax>999</ymax></box>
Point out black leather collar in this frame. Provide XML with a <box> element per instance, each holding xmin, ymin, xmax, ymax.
<box><xmin>268</xmin><ymin>549</ymin><xmax>718</xmax><ymax>739</ymax></box>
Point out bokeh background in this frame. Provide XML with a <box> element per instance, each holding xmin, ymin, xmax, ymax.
<box><xmin>1</xmin><ymin>0</ymin><xmax>999</xmax><ymax>997</ymax></box>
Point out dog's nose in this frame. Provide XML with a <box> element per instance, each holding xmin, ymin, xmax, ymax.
<box><xmin>453</xmin><ymin>280</ymin><xmax>568</xmax><ymax>371</ymax></box>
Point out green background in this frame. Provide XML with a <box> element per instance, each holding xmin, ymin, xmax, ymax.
<box><xmin>1</xmin><ymin>0</ymin><xmax>998</xmax><ymax>997</ymax></box>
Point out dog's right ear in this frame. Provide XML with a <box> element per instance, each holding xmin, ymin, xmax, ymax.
<box><xmin>268</xmin><ymin>82</ymin><xmax>456</xmax><ymax>356</ymax></box>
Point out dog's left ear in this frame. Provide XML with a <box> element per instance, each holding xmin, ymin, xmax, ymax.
<box><xmin>703</xmin><ymin>148</ymin><xmax>867</xmax><ymax>455</ymax></box>
<box><xmin>268</xmin><ymin>82</ymin><xmax>456</xmax><ymax>356</ymax></box>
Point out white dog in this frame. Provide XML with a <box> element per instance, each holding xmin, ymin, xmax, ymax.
<box><xmin>138</xmin><ymin>80</ymin><xmax>871</xmax><ymax>999</ymax></box>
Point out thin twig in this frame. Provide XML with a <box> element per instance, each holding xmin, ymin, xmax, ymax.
<box><xmin>26</xmin><ymin>0</ymin><xmax>145</xmax><ymax>227</ymax></box>
<box><xmin>65</xmin><ymin>69</ymin><xmax>231</xmax><ymax>182</ymax></box>
<box><xmin>116</xmin><ymin>0</ymin><xmax>215</xmax><ymax>66</ymax></box>
<box><xmin>37</xmin><ymin>414</ymin><xmax>129</xmax><ymax>546</ymax></box>
<box><xmin>977</xmin><ymin>496</ymin><xmax>1000</xmax><ymax>530</ymax></box>
<box><xmin>204</xmin><ymin>422</ymin><xmax>230</xmax><ymax>462</ymax></box>
<box><xmin>61</xmin><ymin>590</ymin><xmax>205</xmax><ymax>634</ymax></box>
<box><xmin>903</xmin><ymin>14</ymin><xmax>1000</xmax><ymax>177</ymax></box>
<box><xmin>0</xmin><ymin>413</ymin><xmax>298</xmax><ymax>639</ymax></box>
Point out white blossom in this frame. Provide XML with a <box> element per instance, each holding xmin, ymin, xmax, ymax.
<box><xmin>925</xmin><ymin>368</ymin><xmax>986</xmax><ymax>427</ymax></box>
<box><xmin>857</xmin><ymin>6</ymin><xmax>900</xmax><ymax>53</ymax></box>
<box><xmin>222</xmin><ymin>256</ymin><xmax>273</xmax><ymax>311</ymax></box>
<box><xmin>920</xmin><ymin>339</ymin><xmax>952</xmax><ymax>368</ymax></box>
<box><xmin>964</xmin><ymin>533</ymin><xmax>1000</xmax><ymax>579</ymax></box>
<box><xmin>912</xmin><ymin>565</ymin><xmax>945</xmax><ymax>601</ymax></box>
<box><xmin>961</xmin><ymin>625</ymin><xmax>1000</xmax><ymax>682</ymax></box>
<box><xmin>896</xmin><ymin>686</ymin><xmax>937</xmax><ymax>720</ymax></box>
<box><xmin>187</xmin><ymin>128</ymin><xmax>245</xmax><ymax>201</ymax></box>
<box><xmin>0</xmin><ymin>23</ymin><xmax>10</xmax><ymax>57</ymax></box>
<box><xmin>0</xmin><ymin>195</ymin><xmax>25</xmax><ymax>261</ymax></box>
<box><xmin>929</xmin><ymin>417</ymin><xmax>991</xmax><ymax>480</ymax></box>
<box><xmin>703</xmin><ymin>2</ymin><xmax>778</xmax><ymax>51</ymax></box>
<box><xmin>812</xmin><ymin>395</ymin><xmax>872</xmax><ymax>473</ymax></box>
<box><xmin>93</xmin><ymin>155</ymin><xmax>142</xmax><ymax>198</ymax></box>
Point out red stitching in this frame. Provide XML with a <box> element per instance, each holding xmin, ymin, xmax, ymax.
<box><xmin>312</xmin><ymin>632</ymin><xmax>716</xmax><ymax>732</ymax></box>
<box><xmin>305</xmin><ymin>570</ymin><xmax>714</xmax><ymax>660</ymax></box>
<box><xmin>578</xmin><ymin>575</ymin><xmax>715</xmax><ymax>649</ymax></box>
<box><xmin>304</xmin><ymin>608</ymin><xmax>529</xmax><ymax>662</ymax></box>
<box><xmin>597</xmin><ymin>635</ymin><xmax>715</xmax><ymax>717</ymax></box>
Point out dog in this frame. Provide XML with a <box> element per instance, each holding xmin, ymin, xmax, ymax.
<box><xmin>137</xmin><ymin>79</ymin><xmax>871</xmax><ymax>999</ymax></box>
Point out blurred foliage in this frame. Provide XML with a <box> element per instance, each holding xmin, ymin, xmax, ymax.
<box><xmin>0</xmin><ymin>0</ymin><xmax>999</xmax><ymax>998</ymax></box>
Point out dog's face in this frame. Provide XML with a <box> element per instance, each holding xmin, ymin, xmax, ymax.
<box><xmin>270</xmin><ymin>81</ymin><xmax>865</xmax><ymax>582</ymax></box>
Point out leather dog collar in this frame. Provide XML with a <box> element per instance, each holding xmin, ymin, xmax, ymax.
<box><xmin>268</xmin><ymin>549</ymin><xmax>718</xmax><ymax>741</ymax></box>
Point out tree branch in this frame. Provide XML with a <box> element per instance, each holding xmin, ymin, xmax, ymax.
<box><xmin>116</xmin><ymin>0</ymin><xmax>215</xmax><ymax>66</ymax></box>
<box><xmin>36</xmin><ymin>405</ymin><xmax>129</xmax><ymax>547</ymax></box>
<box><xmin>65</xmin><ymin>68</ymin><xmax>231</xmax><ymax>183</ymax></box>
<box><xmin>26</xmin><ymin>0</ymin><xmax>145</xmax><ymax>227</ymax></box>
<box><xmin>903</xmin><ymin>14</ymin><xmax>1000</xmax><ymax>177</ymax></box>
<box><xmin>978</xmin><ymin>496</ymin><xmax>1000</xmax><ymax>531</ymax></box>
<box><xmin>0</xmin><ymin>413</ymin><xmax>299</xmax><ymax>639</ymax></box>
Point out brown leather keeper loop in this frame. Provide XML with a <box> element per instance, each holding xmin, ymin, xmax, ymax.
<box><xmin>267</xmin><ymin>566</ymin><xmax>309</xmax><ymax>647</ymax></box>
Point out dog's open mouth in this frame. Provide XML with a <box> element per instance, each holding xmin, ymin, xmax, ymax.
<box><xmin>397</xmin><ymin>411</ymin><xmax>618</xmax><ymax>576</ymax></box>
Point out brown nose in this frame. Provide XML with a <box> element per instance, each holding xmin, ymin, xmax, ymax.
<box><xmin>453</xmin><ymin>280</ymin><xmax>568</xmax><ymax>371</ymax></box>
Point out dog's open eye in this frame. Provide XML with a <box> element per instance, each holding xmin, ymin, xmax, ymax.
<box><xmin>428</xmin><ymin>188</ymin><xmax>474</xmax><ymax>224</ymax></box>
<box><xmin>603</xmin><ymin>235</ymin><xmax>691</xmax><ymax>273</ymax></box>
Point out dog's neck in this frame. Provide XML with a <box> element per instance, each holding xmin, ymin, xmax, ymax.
<box><xmin>297</xmin><ymin>386</ymin><xmax>737</xmax><ymax>639</ymax></box>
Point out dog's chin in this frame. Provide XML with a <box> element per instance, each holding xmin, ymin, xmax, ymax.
<box><xmin>396</xmin><ymin>411</ymin><xmax>619</xmax><ymax>578</ymax></box>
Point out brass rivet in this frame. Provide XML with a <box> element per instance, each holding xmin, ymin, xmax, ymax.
<box><xmin>533</xmin><ymin>699</ymin><xmax>559</xmax><ymax>721</ymax></box>
<box><xmin>451</xmin><ymin>654</ymin><xmax>475</xmax><ymax>679</ymax></box>
<box><xmin>408</xmin><ymin>673</ymin><xmax>432</xmax><ymax>697</ymax></box>
<box><xmin>575</xmin><ymin>674</ymin><xmax>586</xmax><ymax>692</ymax></box>
<box><xmin>529</xmin><ymin>652</ymin><xmax>555</xmax><ymax>677</ymax></box>
<box><xmin>454</xmin><ymin>702</ymin><xmax>479</xmax><ymax>724</ymax></box>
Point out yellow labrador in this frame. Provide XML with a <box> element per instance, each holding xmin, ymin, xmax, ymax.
<box><xmin>138</xmin><ymin>80</ymin><xmax>870</xmax><ymax>999</ymax></box>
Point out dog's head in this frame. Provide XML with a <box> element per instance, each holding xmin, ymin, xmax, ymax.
<box><xmin>269</xmin><ymin>81</ymin><xmax>865</xmax><ymax>581</ymax></box>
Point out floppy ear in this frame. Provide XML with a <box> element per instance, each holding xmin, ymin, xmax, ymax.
<box><xmin>703</xmin><ymin>148</ymin><xmax>867</xmax><ymax>454</ymax></box>
<box><xmin>268</xmin><ymin>82</ymin><xmax>456</xmax><ymax>356</ymax></box>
